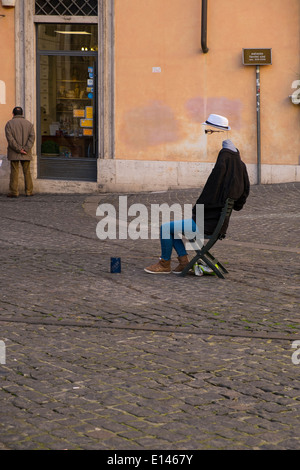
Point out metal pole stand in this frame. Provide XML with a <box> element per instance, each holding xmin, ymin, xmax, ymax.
<box><xmin>256</xmin><ymin>65</ymin><xmax>261</xmax><ymax>184</ymax></box>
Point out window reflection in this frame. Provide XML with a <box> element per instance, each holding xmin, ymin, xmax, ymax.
<box><xmin>40</xmin><ymin>55</ymin><xmax>96</xmax><ymax>159</ymax></box>
<box><xmin>37</xmin><ymin>24</ymin><xmax>98</xmax><ymax>51</ymax></box>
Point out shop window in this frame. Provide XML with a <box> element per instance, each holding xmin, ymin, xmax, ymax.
<box><xmin>37</xmin><ymin>24</ymin><xmax>98</xmax><ymax>181</ymax></box>
<box><xmin>35</xmin><ymin>0</ymin><xmax>98</xmax><ymax>16</ymax></box>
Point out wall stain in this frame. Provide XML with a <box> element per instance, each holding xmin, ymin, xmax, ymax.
<box><xmin>120</xmin><ymin>101</ymin><xmax>181</xmax><ymax>149</ymax></box>
<box><xmin>186</xmin><ymin>96</ymin><xmax>243</xmax><ymax>129</ymax></box>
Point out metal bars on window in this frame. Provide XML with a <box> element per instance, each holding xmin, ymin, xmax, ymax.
<box><xmin>35</xmin><ymin>0</ymin><xmax>98</xmax><ymax>16</ymax></box>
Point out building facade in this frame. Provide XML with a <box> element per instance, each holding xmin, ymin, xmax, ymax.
<box><xmin>0</xmin><ymin>1</ymin><xmax>16</xmax><ymax>185</ymax></box>
<box><xmin>0</xmin><ymin>0</ymin><xmax>299</xmax><ymax>194</ymax></box>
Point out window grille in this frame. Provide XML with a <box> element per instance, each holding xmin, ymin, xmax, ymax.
<box><xmin>35</xmin><ymin>0</ymin><xmax>98</xmax><ymax>16</ymax></box>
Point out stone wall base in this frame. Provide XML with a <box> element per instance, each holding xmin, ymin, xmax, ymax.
<box><xmin>97</xmin><ymin>159</ymin><xmax>300</xmax><ymax>193</ymax></box>
<box><xmin>1</xmin><ymin>156</ymin><xmax>299</xmax><ymax>194</ymax></box>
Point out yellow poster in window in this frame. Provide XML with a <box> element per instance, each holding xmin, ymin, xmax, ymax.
<box><xmin>80</xmin><ymin>119</ymin><xmax>93</xmax><ymax>128</ymax></box>
<box><xmin>73</xmin><ymin>109</ymin><xmax>85</xmax><ymax>118</ymax></box>
<box><xmin>83</xmin><ymin>128</ymin><xmax>93</xmax><ymax>136</ymax></box>
<box><xmin>85</xmin><ymin>106</ymin><xmax>93</xmax><ymax>119</ymax></box>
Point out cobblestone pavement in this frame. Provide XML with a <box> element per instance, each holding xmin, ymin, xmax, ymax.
<box><xmin>0</xmin><ymin>183</ymin><xmax>299</xmax><ymax>450</ymax></box>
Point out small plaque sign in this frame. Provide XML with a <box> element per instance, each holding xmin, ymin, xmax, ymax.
<box><xmin>243</xmin><ymin>48</ymin><xmax>272</xmax><ymax>65</ymax></box>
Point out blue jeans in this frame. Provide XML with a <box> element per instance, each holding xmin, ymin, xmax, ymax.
<box><xmin>160</xmin><ymin>219</ymin><xmax>199</xmax><ymax>261</ymax></box>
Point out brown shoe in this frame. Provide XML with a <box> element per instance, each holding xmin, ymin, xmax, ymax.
<box><xmin>172</xmin><ymin>255</ymin><xmax>190</xmax><ymax>274</ymax></box>
<box><xmin>7</xmin><ymin>193</ymin><xmax>18</xmax><ymax>198</ymax></box>
<box><xmin>144</xmin><ymin>258</ymin><xmax>171</xmax><ymax>274</ymax></box>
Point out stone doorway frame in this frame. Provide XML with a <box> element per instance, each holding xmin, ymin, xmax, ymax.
<box><xmin>14</xmin><ymin>0</ymin><xmax>114</xmax><ymax>181</ymax></box>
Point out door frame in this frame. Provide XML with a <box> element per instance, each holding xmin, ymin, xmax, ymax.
<box><xmin>14</xmin><ymin>0</ymin><xmax>115</xmax><ymax>182</ymax></box>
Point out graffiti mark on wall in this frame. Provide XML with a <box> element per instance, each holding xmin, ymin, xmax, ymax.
<box><xmin>0</xmin><ymin>81</ymin><xmax>6</xmax><ymax>104</ymax></box>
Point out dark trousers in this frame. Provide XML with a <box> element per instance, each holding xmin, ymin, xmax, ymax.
<box><xmin>9</xmin><ymin>160</ymin><xmax>33</xmax><ymax>196</ymax></box>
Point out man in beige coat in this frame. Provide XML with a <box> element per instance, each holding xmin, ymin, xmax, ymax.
<box><xmin>5</xmin><ymin>107</ymin><xmax>35</xmax><ymax>197</ymax></box>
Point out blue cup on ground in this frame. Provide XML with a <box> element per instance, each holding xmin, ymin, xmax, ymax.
<box><xmin>110</xmin><ymin>257</ymin><xmax>121</xmax><ymax>273</ymax></box>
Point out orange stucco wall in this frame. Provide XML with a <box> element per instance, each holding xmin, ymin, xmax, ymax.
<box><xmin>0</xmin><ymin>5</ymin><xmax>15</xmax><ymax>155</ymax></box>
<box><xmin>114</xmin><ymin>0</ymin><xmax>300</xmax><ymax>165</ymax></box>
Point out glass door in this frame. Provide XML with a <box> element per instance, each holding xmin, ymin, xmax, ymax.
<box><xmin>37</xmin><ymin>24</ymin><xmax>98</xmax><ymax>181</ymax></box>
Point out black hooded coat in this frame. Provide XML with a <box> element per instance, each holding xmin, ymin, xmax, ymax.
<box><xmin>192</xmin><ymin>148</ymin><xmax>250</xmax><ymax>234</ymax></box>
